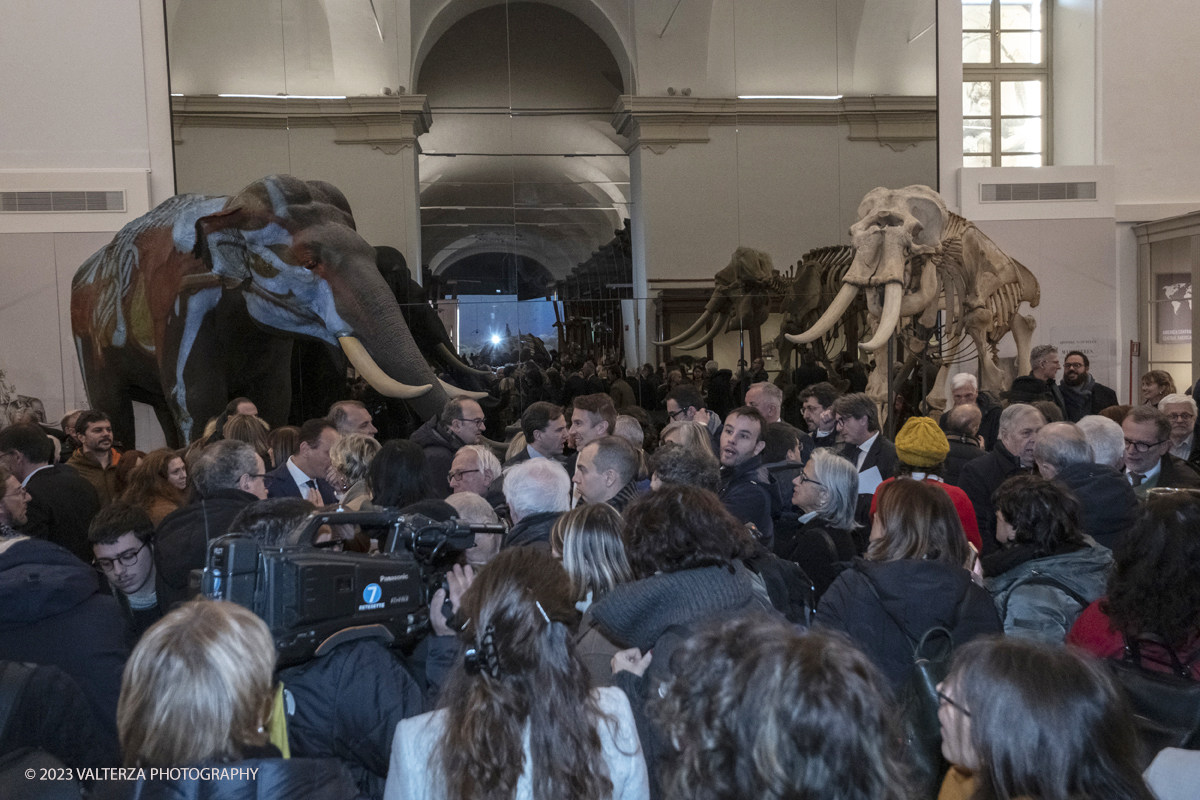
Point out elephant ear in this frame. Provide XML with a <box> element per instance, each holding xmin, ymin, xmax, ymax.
<box><xmin>907</xmin><ymin>194</ymin><xmax>946</xmax><ymax>251</ymax></box>
<box><xmin>193</xmin><ymin>206</ymin><xmax>253</xmax><ymax>282</ymax></box>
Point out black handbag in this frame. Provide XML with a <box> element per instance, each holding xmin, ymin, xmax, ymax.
<box><xmin>1108</xmin><ymin>635</ymin><xmax>1200</xmax><ymax>759</ymax></box>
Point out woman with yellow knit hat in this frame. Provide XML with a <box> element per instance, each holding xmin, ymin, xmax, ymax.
<box><xmin>868</xmin><ymin>416</ymin><xmax>982</xmax><ymax>553</ymax></box>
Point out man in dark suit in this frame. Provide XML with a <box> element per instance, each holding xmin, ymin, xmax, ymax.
<box><xmin>0</xmin><ymin>423</ymin><xmax>100</xmax><ymax>563</ymax></box>
<box><xmin>959</xmin><ymin>404</ymin><xmax>1045</xmax><ymax>554</ymax></box>
<box><xmin>799</xmin><ymin>382</ymin><xmax>840</xmax><ymax>448</ymax></box>
<box><xmin>1059</xmin><ymin>350</ymin><xmax>1119</xmax><ymax>422</ymax></box>
<box><xmin>1121</xmin><ymin>405</ymin><xmax>1200</xmax><ymax>498</ymax></box>
<box><xmin>505</xmin><ymin>402</ymin><xmax>568</xmax><ymax>467</ymax></box>
<box><xmin>831</xmin><ymin>393</ymin><xmax>898</xmax><ymax>480</ymax></box>
<box><xmin>266</xmin><ymin>418</ymin><xmax>340</xmax><ymax>505</ymax></box>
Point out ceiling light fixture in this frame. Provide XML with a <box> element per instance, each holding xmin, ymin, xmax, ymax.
<box><xmin>216</xmin><ymin>93</ymin><xmax>348</xmax><ymax>100</ymax></box>
<box><xmin>737</xmin><ymin>94</ymin><xmax>843</xmax><ymax>100</ymax></box>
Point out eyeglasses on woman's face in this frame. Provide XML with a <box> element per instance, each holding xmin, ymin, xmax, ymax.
<box><xmin>937</xmin><ymin>689</ymin><xmax>970</xmax><ymax>717</ymax></box>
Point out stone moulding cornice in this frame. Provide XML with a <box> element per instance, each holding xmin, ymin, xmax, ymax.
<box><xmin>170</xmin><ymin>95</ymin><xmax>433</xmax><ymax>155</ymax></box>
<box><xmin>610</xmin><ymin>95</ymin><xmax>936</xmax><ymax>154</ymax></box>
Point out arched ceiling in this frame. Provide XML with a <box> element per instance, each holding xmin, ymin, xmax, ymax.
<box><xmin>417</xmin><ymin>2</ymin><xmax>631</xmax><ymax>285</ymax></box>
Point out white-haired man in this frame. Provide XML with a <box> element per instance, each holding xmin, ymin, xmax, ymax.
<box><xmin>1077</xmin><ymin>415</ymin><xmax>1125</xmax><ymax>470</ymax></box>
<box><xmin>1160</xmin><ymin>393</ymin><xmax>1200</xmax><ymax>466</ymax></box>
<box><xmin>448</xmin><ymin>444</ymin><xmax>502</xmax><ymax>501</ymax></box>
<box><xmin>501</xmin><ymin>458</ymin><xmax>571</xmax><ymax>550</ymax></box>
<box><xmin>938</xmin><ymin>372</ymin><xmax>1002</xmax><ymax>450</ymax></box>
<box><xmin>958</xmin><ymin>403</ymin><xmax>1045</xmax><ymax>554</ymax></box>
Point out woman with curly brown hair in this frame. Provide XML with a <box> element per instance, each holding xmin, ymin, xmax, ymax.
<box><xmin>120</xmin><ymin>448</ymin><xmax>188</xmax><ymax>526</ymax></box>
<box><xmin>651</xmin><ymin>613</ymin><xmax>910</xmax><ymax>800</ymax></box>
<box><xmin>1068</xmin><ymin>492</ymin><xmax>1200</xmax><ymax>679</ymax></box>
<box><xmin>384</xmin><ymin>546</ymin><xmax>648</xmax><ymax>800</ymax></box>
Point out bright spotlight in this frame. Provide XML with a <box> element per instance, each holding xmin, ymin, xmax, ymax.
<box><xmin>491</xmin><ymin>334</ymin><xmax>501</xmax><ymax>345</ymax></box>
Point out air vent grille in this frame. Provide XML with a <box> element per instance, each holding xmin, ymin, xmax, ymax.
<box><xmin>0</xmin><ymin>190</ymin><xmax>125</xmax><ymax>213</ymax></box>
<box><xmin>980</xmin><ymin>182</ymin><xmax>1096</xmax><ymax>203</ymax></box>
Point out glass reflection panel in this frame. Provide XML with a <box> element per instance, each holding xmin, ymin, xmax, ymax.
<box><xmin>964</xmin><ymin>119</ymin><xmax>993</xmax><ymax>153</ymax></box>
<box><xmin>963</xmin><ymin>2</ymin><xmax>992</xmax><ymax>29</ymax></box>
<box><xmin>999</xmin><ymin>31</ymin><xmax>1042</xmax><ymax>64</ymax></box>
<box><xmin>1000</xmin><ymin>0</ymin><xmax>1041</xmax><ymax>30</ymax></box>
<box><xmin>1000</xmin><ymin>117</ymin><xmax>1041</xmax><ymax>152</ymax></box>
<box><xmin>964</xmin><ymin>81</ymin><xmax>993</xmax><ymax>115</ymax></box>
<box><xmin>1000</xmin><ymin>80</ymin><xmax>1041</xmax><ymax>116</ymax></box>
<box><xmin>963</xmin><ymin>32</ymin><xmax>992</xmax><ymax>63</ymax></box>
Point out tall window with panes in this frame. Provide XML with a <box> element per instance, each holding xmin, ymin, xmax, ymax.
<box><xmin>962</xmin><ymin>0</ymin><xmax>1048</xmax><ymax>167</ymax></box>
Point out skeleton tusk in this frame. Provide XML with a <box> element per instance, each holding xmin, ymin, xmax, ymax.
<box><xmin>438</xmin><ymin>378</ymin><xmax>488</xmax><ymax>400</ymax></box>
<box><xmin>339</xmin><ymin>336</ymin><xmax>432</xmax><ymax>399</ymax></box>
<box><xmin>861</xmin><ymin>283</ymin><xmax>904</xmax><ymax>352</ymax></box>
<box><xmin>899</xmin><ymin>260</ymin><xmax>939</xmax><ymax>318</ymax></box>
<box><xmin>655</xmin><ymin>307</ymin><xmax>715</xmax><ymax>346</ymax></box>
<box><xmin>435</xmin><ymin>343</ymin><xmax>492</xmax><ymax>377</ymax></box>
<box><xmin>676</xmin><ymin>312</ymin><xmax>729</xmax><ymax>351</ymax></box>
<box><xmin>785</xmin><ymin>283</ymin><xmax>859</xmax><ymax>344</ymax></box>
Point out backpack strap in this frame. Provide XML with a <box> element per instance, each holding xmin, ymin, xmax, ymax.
<box><xmin>856</xmin><ymin>564</ymin><xmax>974</xmax><ymax>660</ymax></box>
<box><xmin>1123</xmin><ymin>633</ymin><xmax>1200</xmax><ymax>680</ymax></box>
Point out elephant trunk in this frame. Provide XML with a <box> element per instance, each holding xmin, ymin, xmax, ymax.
<box><xmin>785</xmin><ymin>283</ymin><xmax>858</xmax><ymax>345</ymax></box>
<box><xmin>345</xmin><ymin>290</ymin><xmax>450</xmax><ymax>421</ymax></box>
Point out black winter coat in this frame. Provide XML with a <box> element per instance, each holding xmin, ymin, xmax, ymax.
<box><xmin>94</xmin><ymin>757</ymin><xmax>366</xmax><ymax>800</ymax></box>
<box><xmin>502</xmin><ymin>510</ymin><xmax>562</xmax><ymax>550</ymax></box>
<box><xmin>0</xmin><ymin>538</ymin><xmax>129</xmax><ymax>741</ymax></box>
<box><xmin>718</xmin><ymin>456</ymin><xmax>778</xmax><ymax>548</ymax></box>
<box><xmin>278</xmin><ymin>638</ymin><xmax>425</xmax><ymax>799</ymax></box>
<box><xmin>409</xmin><ymin>418</ymin><xmax>465</xmax><ymax>500</ymax></box>
<box><xmin>816</xmin><ymin>558</ymin><xmax>1002</xmax><ymax>691</ymax></box>
<box><xmin>1054</xmin><ymin>462</ymin><xmax>1138</xmax><ymax>550</ymax></box>
<box><xmin>591</xmin><ymin>566</ymin><xmax>766</xmax><ymax>800</ymax></box>
<box><xmin>773</xmin><ymin>517</ymin><xmax>857</xmax><ymax>599</ymax></box>
<box><xmin>18</xmin><ymin>464</ymin><xmax>102</xmax><ymax>563</ymax></box>
<box><xmin>957</xmin><ymin>441</ymin><xmax>1031</xmax><ymax>554</ymax></box>
<box><xmin>942</xmin><ymin>434</ymin><xmax>984</xmax><ymax>487</ymax></box>
<box><xmin>155</xmin><ymin>489</ymin><xmax>259</xmax><ymax>610</ymax></box>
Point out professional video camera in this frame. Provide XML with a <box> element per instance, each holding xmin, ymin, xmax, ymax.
<box><xmin>202</xmin><ymin>510</ymin><xmax>504</xmax><ymax>666</ymax></box>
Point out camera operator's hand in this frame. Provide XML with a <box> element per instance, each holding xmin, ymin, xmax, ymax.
<box><xmin>612</xmin><ymin>647</ymin><xmax>652</xmax><ymax>678</ymax></box>
<box><xmin>430</xmin><ymin>588</ymin><xmax>455</xmax><ymax>637</ymax></box>
<box><xmin>445</xmin><ymin>564</ymin><xmax>476</xmax><ymax>612</ymax></box>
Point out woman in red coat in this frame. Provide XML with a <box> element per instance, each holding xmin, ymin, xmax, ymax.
<box><xmin>1067</xmin><ymin>492</ymin><xmax>1200</xmax><ymax>678</ymax></box>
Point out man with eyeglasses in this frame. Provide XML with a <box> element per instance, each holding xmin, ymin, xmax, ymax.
<box><xmin>1059</xmin><ymin>350</ymin><xmax>1118</xmax><ymax>422</ymax></box>
<box><xmin>0</xmin><ymin>465</ymin><xmax>30</xmax><ymax>538</ymax></box>
<box><xmin>88</xmin><ymin>502</ymin><xmax>162</xmax><ymax>640</ymax></box>
<box><xmin>412</xmin><ymin>397</ymin><xmax>487</xmax><ymax>499</ymax></box>
<box><xmin>1159</xmin><ymin>393</ymin><xmax>1200</xmax><ymax>467</ymax></box>
<box><xmin>1120</xmin><ymin>405</ymin><xmax>1200</xmax><ymax>498</ymax></box>
<box><xmin>448</xmin><ymin>444</ymin><xmax>502</xmax><ymax>502</ymax></box>
<box><xmin>666</xmin><ymin>384</ymin><xmax>723</xmax><ymax>455</ymax></box>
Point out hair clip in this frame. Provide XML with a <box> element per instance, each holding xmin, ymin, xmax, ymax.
<box><xmin>464</xmin><ymin>623</ymin><xmax>501</xmax><ymax>678</ymax></box>
<box><xmin>535</xmin><ymin>600</ymin><xmax>551</xmax><ymax>624</ymax></box>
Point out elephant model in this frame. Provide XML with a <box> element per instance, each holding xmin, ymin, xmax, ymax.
<box><xmin>72</xmin><ymin>175</ymin><xmax>481</xmax><ymax>448</ymax></box>
<box><xmin>773</xmin><ymin>245</ymin><xmax>868</xmax><ymax>371</ymax></box>
<box><xmin>655</xmin><ymin>247</ymin><xmax>782</xmax><ymax>350</ymax></box>
<box><xmin>786</xmin><ymin>184</ymin><xmax>1040</xmax><ymax>416</ymax></box>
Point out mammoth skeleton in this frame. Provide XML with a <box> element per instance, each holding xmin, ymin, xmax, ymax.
<box><xmin>786</xmin><ymin>185</ymin><xmax>1040</xmax><ymax>414</ymax></box>
<box><xmin>655</xmin><ymin>247</ymin><xmax>782</xmax><ymax>350</ymax></box>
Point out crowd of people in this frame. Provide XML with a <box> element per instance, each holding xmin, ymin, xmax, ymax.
<box><xmin>0</xmin><ymin>343</ymin><xmax>1197</xmax><ymax>799</ymax></box>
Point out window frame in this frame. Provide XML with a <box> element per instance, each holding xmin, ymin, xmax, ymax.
<box><xmin>962</xmin><ymin>0</ymin><xmax>1053</xmax><ymax>168</ymax></box>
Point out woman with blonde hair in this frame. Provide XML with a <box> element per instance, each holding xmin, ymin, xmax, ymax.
<box><xmin>330</xmin><ymin>433</ymin><xmax>381</xmax><ymax>511</ymax></box>
<box><xmin>816</xmin><ymin>478</ymin><xmax>1002</xmax><ymax>691</ymax></box>
<box><xmin>223</xmin><ymin>413</ymin><xmax>272</xmax><ymax>466</ymax></box>
<box><xmin>115</xmin><ymin>599</ymin><xmax>361</xmax><ymax>796</ymax></box>
<box><xmin>551</xmin><ymin>504</ymin><xmax>634</xmax><ymax>686</ymax></box>
<box><xmin>658</xmin><ymin>420</ymin><xmax>716</xmax><ymax>462</ymax></box>
<box><xmin>120</xmin><ymin>448</ymin><xmax>188</xmax><ymax>525</ymax></box>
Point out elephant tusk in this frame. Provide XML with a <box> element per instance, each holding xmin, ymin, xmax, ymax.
<box><xmin>861</xmin><ymin>283</ymin><xmax>904</xmax><ymax>352</ymax></box>
<box><xmin>899</xmin><ymin>260</ymin><xmax>939</xmax><ymax>318</ymax></box>
<box><xmin>438</xmin><ymin>378</ymin><xmax>488</xmax><ymax>400</ymax></box>
<box><xmin>785</xmin><ymin>283</ymin><xmax>859</xmax><ymax>345</ymax></box>
<box><xmin>655</xmin><ymin>307</ymin><xmax>714</xmax><ymax>346</ymax></box>
<box><xmin>338</xmin><ymin>336</ymin><xmax>432</xmax><ymax>400</ymax></box>
<box><xmin>676</xmin><ymin>312</ymin><xmax>729</xmax><ymax>351</ymax></box>
<box><xmin>436</xmin><ymin>343</ymin><xmax>492</xmax><ymax>377</ymax></box>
